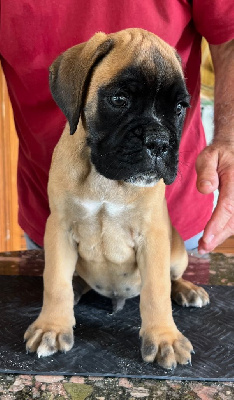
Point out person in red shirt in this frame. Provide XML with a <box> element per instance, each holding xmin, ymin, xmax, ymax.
<box><xmin>0</xmin><ymin>1</ymin><xmax>234</xmax><ymax>253</ymax></box>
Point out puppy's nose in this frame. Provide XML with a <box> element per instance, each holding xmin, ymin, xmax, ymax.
<box><xmin>145</xmin><ymin>135</ymin><xmax>169</xmax><ymax>157</ymax></box>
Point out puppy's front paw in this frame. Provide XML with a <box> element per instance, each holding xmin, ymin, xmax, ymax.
<box><xmin>24</xmin><ymin>316</ymin><xmax>75</xmax><ymax>357</ymax></box>
<box><xmin>140</xmin><ymin>328</ymin><xmax>193</xmax><ymax>370</ymax></box>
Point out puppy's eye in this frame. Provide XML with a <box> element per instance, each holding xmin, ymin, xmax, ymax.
<box><xmin>176</xmin><ymin>103</ymin><xmax>183</xmax><ymax>116</ymax></box>
<box><xmin>110</xmin><ymin>95</ymin><xmax>128</xmax><ymax>107</ymax></box>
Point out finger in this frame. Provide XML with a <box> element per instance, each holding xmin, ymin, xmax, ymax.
<box><xmin>198</xmin><ymin>224</ymin><xmax>233</xmax><ymax>254</ymax></box>
<box><xmin>198</xmin><ymin>176</ymin><xmax>234</xmax><ymax>253</ymax></box>
<box><xmin>196</xmin><ymin>147</ymin><xmax>219</xmax><ymax>194</ymax></box>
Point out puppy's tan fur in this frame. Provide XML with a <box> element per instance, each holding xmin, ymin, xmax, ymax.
<box><xmin>24</xmin><ymin>29</ymin><xmax>209</xmax><ymax>369</ymax></box>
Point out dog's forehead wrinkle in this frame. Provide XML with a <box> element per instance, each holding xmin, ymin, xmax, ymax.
<box><xmin>113</xmin><ymin>28</ymin><xmax>179</xmax><ymax>67</ymax></box>
<box><xmin>100</xmin><ymin>63</ymin><xmax>184</xmax><ymax>102</ymax></box>
<box><xmin>89</xmin><ymin>37</ymin><xmax>182</xmax><ymax>96</ymax></box>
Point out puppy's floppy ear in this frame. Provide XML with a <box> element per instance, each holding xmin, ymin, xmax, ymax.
<box><xmin>49</xmin><ymin>32</ymin><xmax>114</xmax><ymax>135</ymax></box>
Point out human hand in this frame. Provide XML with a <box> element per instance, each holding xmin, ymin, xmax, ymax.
<box><xmin>196</xmin><ymin>142</ymin><xmax>234</xmax><ymax>254</ymax></box>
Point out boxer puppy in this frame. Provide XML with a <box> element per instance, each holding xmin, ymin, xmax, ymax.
<box><xmin>24</xmin><ymin>28</ymin><xmax>209</xmax><ymax>370</ymax></box>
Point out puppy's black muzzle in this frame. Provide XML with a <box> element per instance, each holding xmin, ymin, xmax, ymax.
<box><xmin>143</xmin><ymin>124</ymin><xmax>170</xmax><ymax>159</ymax></box>
<box><xmin>88</xmin><ymin>118</ymin><xmax>179</xmax><ymax>186</ymax></box>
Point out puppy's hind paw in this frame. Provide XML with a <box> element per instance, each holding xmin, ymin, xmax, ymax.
<box><xmin>171</xmin><ymin>278</ymin><xmax>209</xmax><ymax>308</ymax></box>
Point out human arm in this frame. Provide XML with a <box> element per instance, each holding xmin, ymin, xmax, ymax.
<box><xmin>196</xmin><ymin>39</ymin><xmax>234</xmax><ymax>253</ymax></box>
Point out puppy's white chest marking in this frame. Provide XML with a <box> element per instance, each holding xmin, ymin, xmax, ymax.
<box><xmin>72</xmin><ymin>199</ymin><xmax>135</xmax><ymax>265</ymax></box>
<box><xmin>79</xmin><ymin>200</ymin><xmax>102</xmax><ymax>215</ymax></box>
<box><xmin>78</xmin><ymin>199</ymin><xmax>132</xmax><ymax>217</ymax></box>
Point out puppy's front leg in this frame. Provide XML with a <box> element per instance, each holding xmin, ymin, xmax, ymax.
<box><xmin>24</xmin><ymin>214</ymin><xmax>78</xmax><ymax>357</ymax></box>
<box><xmin>137</xmin><ymin>229</ymin><xmax>193</xmax><ymax>370</ymax></box>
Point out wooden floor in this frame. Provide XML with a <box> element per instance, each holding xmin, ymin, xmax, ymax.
<box><xmin>213</xmin><ymin>236</ymin><xmax>234</xmax><ymax>254</ymax></box>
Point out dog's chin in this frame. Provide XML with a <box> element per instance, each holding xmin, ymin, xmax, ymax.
<box><xmin>124</xmin><ymin>173</ymin><xmax>159</xmax><ymax>187</ymax></box>
<box><xmin>124</xmin><ymin>172</ymin><xmax>176</xmax><ymax>187</ymax></box>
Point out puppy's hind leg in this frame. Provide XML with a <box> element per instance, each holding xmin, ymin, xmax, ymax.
<box><xmin>170</xmin><ymin>227</ymin><xmax>209</xmax><ymax>308</ymax></box>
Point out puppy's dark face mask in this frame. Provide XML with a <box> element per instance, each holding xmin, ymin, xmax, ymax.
<box><xmin>85</xmin><ymin>64</ymin><xmax>189</xmax><ymax>186</ymax></box>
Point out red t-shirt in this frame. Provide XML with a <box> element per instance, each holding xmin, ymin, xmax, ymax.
<box><xmin>0</xmin><ymin>1</ymin><xmax>234</xmax><ymax>247</ymax></box>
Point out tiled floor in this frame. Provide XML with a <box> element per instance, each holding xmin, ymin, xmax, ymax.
<box><xmin>0</xmin><ymin>249</ymin><xmax>233</xmax><ymax>399</ymax></box>
<box><xmin>1</xmin><ymin>374</ymin><xmax>234</xmax><ymax>399</ymax></box>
